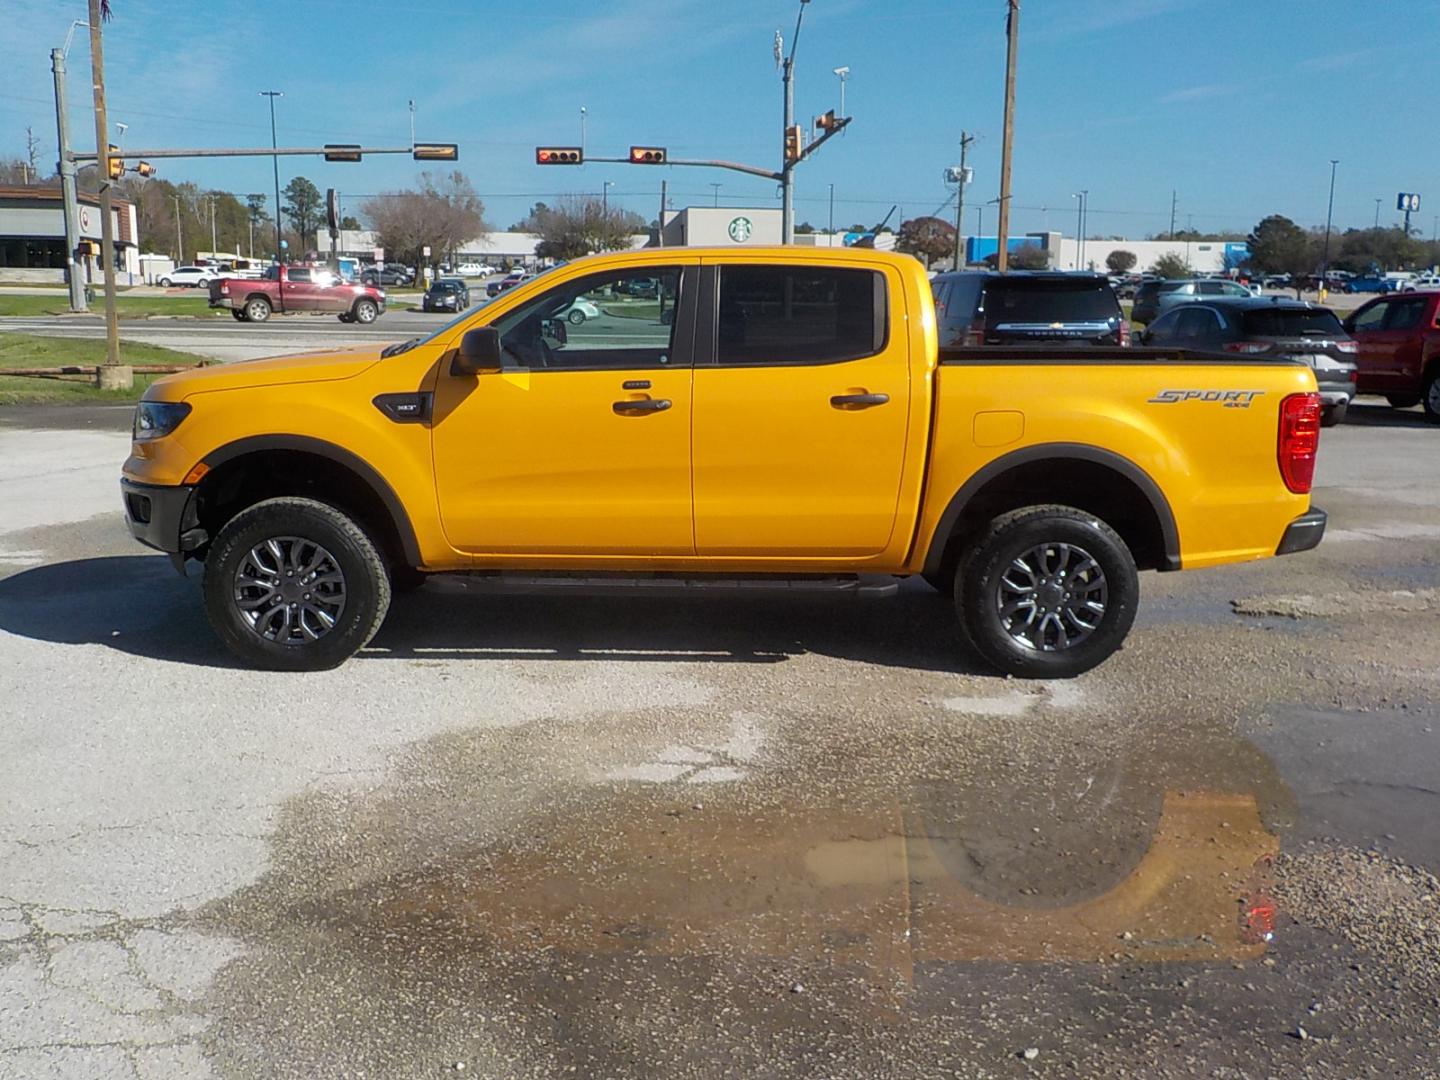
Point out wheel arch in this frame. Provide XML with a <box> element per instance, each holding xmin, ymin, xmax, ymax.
<box><xmin>922</xmin><ymin>443</ymin><xmax>1181</xmax><ymax>579</ymax></box>
<box><xmin>195</xmin><ymin>436</ymin><xmax>421</xmax><ymax>568</ymax></box>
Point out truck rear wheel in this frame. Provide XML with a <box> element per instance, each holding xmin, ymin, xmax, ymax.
<box><xmin>352</xmin><ymin>298</ymin><xmax>379</xmax><ymax>324</ymax></box>
<box><xmin>957</xmin><ymin>505</ymin><xmax>1138</xmax><ymax>679</ymax></box>
<box><xmin>203</xmin><ymin>497</ymin><xmax>391</xmax><ymax>671</ymax></box>
<box><xmin>244</xmin><ymin>297</ymin><xmax>271</xmax><ymax>322</ymax></box>
<box><xmin>231</xmin><ymin>309</ymin><xmax>248</xmax><ymax>322</ymax></box>
<box><xmin>1387</xmin><ymin>394</ymin><xmax>1421</xmax><ymax>409</ymax></box>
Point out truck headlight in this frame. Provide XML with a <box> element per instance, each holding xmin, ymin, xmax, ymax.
<box><xmin>132</xmin><ymin>401</ymin><xmax>192</xmax><ymax>441</ymax></box>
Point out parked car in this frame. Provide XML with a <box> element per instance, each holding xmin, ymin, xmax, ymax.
<box><xmin>1130</xmin><ymin>278</ymin><xmax>1253</xmax><ymax>325</ymax></box>
<box><xmin>422</xmin><ymin>278</ymin><xmax>471</xmax><ymax>313</ymax></box>
<box><xmin>1343</xmin><ymin>275</ymin><xmax>1401</xmax><ymax>294</ymax></box>
<box><xmin>560</xmin><ymin>296</ymin><xmax>601</xmax><ymax>325</ymax></box>
<box><xmin>360</xmin><ymin>265</ymin><xmax>413</xmax><ymax>287</ymax></box>
<box><xmin>1400</xmin><ymin>274</ymin><xmax>1440</xmax><ymax>292</ymax></box>
<box><xmin>1341</xmin><ymin>291</ymin><xmax>1440</xmax><ymax>421</ymax></box>
<box><xmin>123</xmin><ymin>247</ymin><xmax>1326</xmax><ymax>676</ymax></box>
<box><xmin>931</xmin><ymin>271</ymin><xmax>1130</xmax><ymax>347</ymax></box>
<box><xmin>455</xmin><ymin>262</ymin><xmax>496</xmax><ymax>278</ymax></box>
<box><xmin>1138</xmin><ymin>298</ymin><xmax>1357</xmax><ymax>426</ymax></box>
<box><xmin>209</xmin><ymin>264</ymin><xmax>386</xmax><ymax>323</ymax></box>
<box><xmin>487</xmin><ymin>269</ymin><xmax>530</xmax><ymax>297</ymax></box>
<box><xmin>159</xmin><ymin>266</ymin><xmax>219</xmax><ymax>289</ymax></box>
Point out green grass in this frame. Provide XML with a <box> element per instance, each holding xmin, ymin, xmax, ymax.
<box><xmin>0</xmin><ymin>333</ymin><xmax>208</xmax><ymax>405</ymax></box>
<box><xmin>601</xmin><ymin>300</ymin><xmax>663</xmax><ymax>320</ymax></box>
<box><xmin>0</xmin><ymin>294</ymin><xmax>222</xmax><ymax>318</ymax></box>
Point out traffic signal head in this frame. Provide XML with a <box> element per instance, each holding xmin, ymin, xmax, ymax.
<box><xmin>536</xmin><ymin>147</ymin><xmax>583</xmax><ymax>165</ymax></box>
<box><xmin>106</xmin><ymin>144</ymin><xmax>123</xmax><ymax>180</ymax></box>
<box><xmin>629</xmin><ymin>146</ymin><xmax>667</xmax><ymax>165</ymax></box>
<box><xmin>413</xmin><ymin>142</ymin><xmax>459</xmax><ymax>162</ymax></box>
<box><xmin>324</xmin><ymin>144</ymin><xmax>362</xmax><ymax>163</ymax></box>
<box><xmin>784</xmin><ymin>125</ymin><xmax>803</xmax><ymax>163</ymax></box>
<box><xmin>134</xmin><ymin>161</ymin><xmax>155</xmax><ymax>178</ymax></box>
<box><xmin>815</xmin><ymin>110</ymin><xmax>837</xmax><ymax>132</ymax></box>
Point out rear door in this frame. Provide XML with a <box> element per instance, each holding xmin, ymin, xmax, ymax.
<box><xmin>691</xmin><ymin>260</ymin><xmax>909</xmax><ymax>557</ymax></box>
<box><xmin>279</xmin><ymin>267</ymin><xmax>317</xmax><ymax>312</ymax></box>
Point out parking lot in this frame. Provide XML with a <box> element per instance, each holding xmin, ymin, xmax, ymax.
<box><xmin>2</xmin><ymin>398</ymin><xmax>1438</xmax><ymax>1078</ymax></box>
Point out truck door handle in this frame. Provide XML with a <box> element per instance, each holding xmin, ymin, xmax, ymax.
<box><xmin>830</xmin><ymin>392</ymin><xmax>890</xmax><ymax>409</ymax></box>
<box><xmin>613</xmin><ymin>398</ymin><xmax>672</xmax><ymax>414</ymax></box>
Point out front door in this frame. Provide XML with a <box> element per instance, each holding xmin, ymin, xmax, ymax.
<box><xmin>280</xmin><ymin>266</ymin><xmax>318</xmax><ymax>311</ymax></box>
<box><xmin>691</xmin><ymin>261</ymin><xmax>910</xmax><ymax>558</ymax></box>
<box><xmin>432</xmin><ymin>264</ymin><xmax>696</xmax><ymax>556</ymax></box>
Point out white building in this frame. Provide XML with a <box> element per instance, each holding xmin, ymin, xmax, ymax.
<box><xmin>0</xmin><ymin>184</ymin><xmax>142</xmax><ymax>283</ymax></box>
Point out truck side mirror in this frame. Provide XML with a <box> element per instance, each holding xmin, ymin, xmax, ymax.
<box><xmin>451</xmin><ymin>327</ymin><xmax>502</xmax><ymax>375</ymax></box>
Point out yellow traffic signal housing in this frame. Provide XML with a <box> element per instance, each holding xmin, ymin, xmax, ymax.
<box><xmin>106</xmin><ymin>144</ymin><xmax>123</xmax><ymax>180</ymax></box>
<box><xmin>784</xmin><ymin>125</ymin><xmax>803</xmax><ymax>163</ymax></box>
<box><xmin>412</xmin><ymin>143</ymin><xmax>459</xmax><ymax>161</ymax></box>
<box><xmin>134</xmin><ymin>161</ymin><xmax>155</xmax><ymax>178</ymax></box>
<box><xmin>535</xmin><ymin>147</ymin><xmax>583</xmax><ymax>165</ymax></box>
<box><xmin>324</xmin><ymin>144</ymin><xmax>362</xmax><ymax>163</ymax></box>
<box><xmin>629</xmin><ymin>146</ymin><xmax>667</xmax><ymax>164</ymax></box>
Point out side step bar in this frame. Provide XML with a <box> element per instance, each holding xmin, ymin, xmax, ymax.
<box><xmin>428</xmin><ymin>571</ymin><xmax>901</xmax><ymax>599</ymax></box>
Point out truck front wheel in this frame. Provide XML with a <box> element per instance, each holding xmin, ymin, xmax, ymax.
<box><xmin>244</xmin><ymin>297</ymin><xmax>271</xmax><ymax>322</ymax></box>
<box><xmin>352</xmin><ymin>299</ymin><xmax>379</xmax><ymax>324</ymax></box>
<box><xmin>957</xmin><ymin>505</ymin><xmax>1138</xmax><ymax>679</ymax></box>
<box><xmin>203</xmin><ymin>497</ymin><xmax>392</xmax><ymax>671</ymax></box>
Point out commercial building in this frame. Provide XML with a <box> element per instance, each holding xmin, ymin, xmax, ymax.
<box><xmin>964</xmin><ymin>231</ymin><xmax>1249</xmax><ymax>275</ymax></box>
<box><xmin>0</xmin><ymin>184</ymin><xmax>141</xmax><ymax>283</ymax></box>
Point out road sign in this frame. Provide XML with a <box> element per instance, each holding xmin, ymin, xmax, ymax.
<box><xmin>1397</xmin><ymin>193</ymin><xmax>1421</xmax><ymax>213</ymax></box>
<box><xmin>422</xmin><ymin>246</ymin><xmax>431</xmax><ymax>257</ymax></box>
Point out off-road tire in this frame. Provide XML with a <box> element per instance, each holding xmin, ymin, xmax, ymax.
<box><xmin>203</xmin><ymin>497</ymin><xmax>391</xmax><ymax>671</ymax></box>
<box><xmin>957</xmin><ymin>504</ymin><xmax>1138</xmax><ymax>679</ymax></box>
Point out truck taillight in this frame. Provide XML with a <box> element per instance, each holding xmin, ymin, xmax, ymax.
<box><xmin>1334</xmin><ymin>340</ymin><xmax>1358</xmax><ymax>353</ymax></box>
<box><xmin>219</xmin><ymin>281</ymin><xmax>229</xmax><ymax>294</ymax></box>
<box><xmin>1119</xmin><ymin>321</ymin><xmax>1132</xmax><ymax>346</ymax></box>
<box><xmin>1278</xmin><ymin>392</ymin><xmax>1322</xmax><ymax>494</ymax></box>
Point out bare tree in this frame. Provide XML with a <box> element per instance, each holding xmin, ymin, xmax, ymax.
<box><xmin>532</xmin><ymin>197</ymin><xmax>645</xmax><ymax>261</ymax></box>
<box><xmin>360</xmin><ymin>171</ymin><xmax>488</xmax><ymax>269</ymax></box>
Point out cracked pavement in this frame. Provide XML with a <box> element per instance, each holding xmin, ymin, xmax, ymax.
<box><xmin>1</xmin><ymin>400</ymin><xmax>1439</xmax><ymax>1078</ymax></box>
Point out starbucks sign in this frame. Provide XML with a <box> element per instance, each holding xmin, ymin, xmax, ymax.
<box><xmin>727</xmin><ymin>216</ymin><xmax>753</xmax><ymax>243</ymax></box>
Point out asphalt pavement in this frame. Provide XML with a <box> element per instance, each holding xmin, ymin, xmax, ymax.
<box><xmin>1</xmin><ymin>400</ymin><xmax>1439</xmax><ymax>1079</ymax></box>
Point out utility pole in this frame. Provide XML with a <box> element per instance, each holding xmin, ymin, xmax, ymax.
<box><xmin>779</xmin><ymin>0</ymin><xmax>810</xmax><ymax>244</ymax></box>
<box><xmin>172</xmin><ymin>195</ymin><xmax>183</xmax><ymax>262</ymax></box>
<box><xmin>209</xmin><ymin>194</ymin><xmax>218</xmax><ymax>255</ymax></box>
<box><xmin>954</xmin><ymin>131</ymin><xmax>973</xmax><ymax>270</ymax></box>
<box><xmin>1169</xmin><ymin>189</ymin><xmax>1177</xmax><ymax>240</ymax></box>
<box><xmin>580</xmin><ymin>106</ymin><xmax>587</xmax><ymax>157</ymax></box>
<box><xmin>995</xmin><ymin>0</ymin><xmax>1020</xmax><ymax>271</ymax></box>
<box><xmin>710</xmin><ymin>182</ymin><xmax>722</xmax><ymax>207</ymax></box>
<box><xmin>1080</xmin><ymin>189</ymin><xmax>1088</xmax><ymax>269</ymax></box>
<box><xmin>1374</xmin><ymin>198</ymin><xmax>1382</xmax><ymax>231</ymax></box>
<box><xmin>86</xmin><ymin>0</ymin><xmax>123</xmax><ymax>379</ymax></box>
<box><xmin>1321</xmin><ymin>158</ymin><xmax>1339</xmax><ymax>291</ymax></box>
<box><xmin>261</xmin><ymin>91</ymin><xmax>283</xmax><ymax>263</ymax></box>
<box><xmin>657</xmin><ymin>179</ymin><xmax>666</xmax><ymax>247</ymax></box>
<box><xmin>51</xmin><ymin>44</ymin><xmax>86</xmax><ymax>312</ymax></box>
<box><xmin>828</xmin><ymin>182</ymin><xmax>835</xmax><ymax>238</ymax></box>
<box><xmin>602</xmin><ymin>180</ymin><xmax>612</xmax><ymax>217</ymax></box>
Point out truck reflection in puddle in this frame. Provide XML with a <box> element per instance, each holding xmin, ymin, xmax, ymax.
<box><xmin>381</xmin><ymin>789</ymin><xmax>1278</xmax><ymax>984</ymax></box>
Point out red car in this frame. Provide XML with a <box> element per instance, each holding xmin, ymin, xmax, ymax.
<box><xmin>210</xmin><ymin>264</ymin><xmax>386</xmax><ymax>324</ymax></box>
<box><xmin>1342</xmin><ymin>290</ymin><xmax>1440</xmax><ymax>421</ymax></box>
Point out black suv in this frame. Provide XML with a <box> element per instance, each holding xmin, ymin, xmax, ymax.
<box><xmin>931</xmin><ymin>272</ymin><xmax>1129</xmax><ymax>347</ymax></box>
<box><xmin>422</xmin><ymin>277</ymin><xmax>471</xmax><ymax>313</ymax></box>
<box><xmin>1138</xmin><ymin>297</ymin><xmax>1358</xmax><ymax>426</ymax></box>
<box><xmin>361</xmin><ymin>265</ymin><xmax>413</xmax><ymax>287</ymax></box>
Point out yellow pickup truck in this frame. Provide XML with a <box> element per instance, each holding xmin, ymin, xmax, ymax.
<box><xmin>121</xmin><ymin>248</ymin><xmax>1325</xmax><ymax>677</ymax></box>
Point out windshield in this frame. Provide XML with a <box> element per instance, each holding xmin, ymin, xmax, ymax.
<box><xmin>982</xmin><ymin>279</ymin><xmax>1121</xmax><ymax>325</ymax></box>
<box><xmin>1241</xmin><ymin>308</ymin><xmax>1344</xmax><ymax>337</ymax></box>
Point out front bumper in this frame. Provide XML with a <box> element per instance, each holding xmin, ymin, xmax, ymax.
<box><xmin>1276</xmin><ymin>507</ymin><xmax>1326</xmax><ymax>556</ymax></box>
<box><xmin>121</xmin><ymin>478</ymin><xmax>206</xmax><ymax>568</ymax></box>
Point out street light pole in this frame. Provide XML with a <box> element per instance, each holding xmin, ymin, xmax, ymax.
<box><xmin>172</xmin><ymin>195</ymin><xmax>182</xmax><ymax>263</ymax></box>
<box><xmin>580</xmin><ymin>106</ymin><xmax>586</xmax><ymax>157</ymax></box>
<box><xmin>86</xmin><ymin>0</ymin><xmax>121</xmax><ymax>373</ymax></box>
<box><xmin>1080</xmin><ymin>189</ymin><xmax>1088</xmax><ymax>269</ymax></box>
<box><xmin>1374</xmin><ymin>197</ymin><xmax>1382</xmax><ymax>231</ymax></box>
<box><xmin>1321</xmin><ymin>158</ymin><xmax>1339</xmax><ymax>292</ymax></box>
<box><xmin>1072</xmin><ymin>192</ymin><xmax>1083</xmax><ymax>270</ymax></box>
<box><xmin>780</xmin><ymin>0</ymin><xmax>810</xmax><ymax>244</ymax></box>
<box><xmin>50</xmin><ymin>43</ymin><xmax>86</xmax><ymax>312</ymax></box>
<box><xmin>995</xmin><ymin>0</ymin><xmax>1020</xmax><ymax>271</ymax></box>
<box><xmin>261</xmin><ymin>91</ymin><xmax>283</xmax><ymax>263</ymax></box>
<box><xmin>602</xmin><ymin>180</ymin><xmax>613</xmax><ymax>217</ymax></box>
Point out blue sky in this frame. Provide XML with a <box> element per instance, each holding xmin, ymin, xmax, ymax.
<box><xmin>3</xmin><ymin>0</ymin><xmax>1437</xmax><ymax>238</ymax></box>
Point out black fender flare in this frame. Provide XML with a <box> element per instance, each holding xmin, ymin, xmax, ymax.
<box><xmin>200</xmin><ymin>435</ymin><xmax>422</xmax><ymax>565</ymax></box>
<box><xmin>921</xmin><ymin>442</ymin><xmax>1181</xmax><ymax>577</ymax></box>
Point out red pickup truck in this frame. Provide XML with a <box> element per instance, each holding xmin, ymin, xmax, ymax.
<box><xmin>1342</xmin><ymin>290</ymin><xmax>1440</xmax><ymax>421</ymax></box>
<box><xmin>210</xmin><ymin>265</ymin><xmax>386</xmax><ymax>324</ymax></box>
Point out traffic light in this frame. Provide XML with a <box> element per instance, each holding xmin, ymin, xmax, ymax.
<box><xmin>76</xmin><ymin>240</ymin><xmax>96</xmax><ymax>257</ymax></box>
<box><xmin>134</xmin><ymin>161</ymin><xmax>155</xmax><ymax>178</ymax></box>
<box><xmin>629</xmin><ymin>146</ymin><xmax>667</xmax><ymax>164</ymax></box>
<box><xmin>412</xmin><ymin>143</ymin><xmax>459</xmax><ymax>161</ymax></box>
<box><xmin>815</xmin><ymin>110</ymin><xmax>839</xmax><ymax>132</ymax></box>
<box><xmin>535</xmin><ymin>147</ymin><xmax>583</xmax><ymax>165</ymax></box>
<box><xmin>784</xmin><ymin>125</ymin><xmax>803</xmax><ymax>163</ymax></box>
<box><xmin>324</xmin><ymin>144</ymin><xmax>362</xmax><ymax>163</ymax></box>
<box><xmin>106</xmin><ymin>144</ymin><xmax>123</xmax><ymax>180</ymax></box>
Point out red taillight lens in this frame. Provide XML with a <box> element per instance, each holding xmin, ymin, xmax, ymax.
<box><xmin>1119</xmin><ymin>321</ymin><xmax>1132</xmax><ymax>346</ymax></box>
<box><xmin>1223</xmin><ymin>341</ymin><xmax>1270</xmax><ymax>353</ymax></box>
<box><xmin>1278</xmin><ymin>392</ymin><xmax>1322</xmax><ymax>494</ymax></box>
<box><xmin>1334</xmin><ymin>340</ymin><xmax>1358</xmax><ymax>353</ymax></box>
<box><xmin>966</xmin><ymin>319</ymin><xmax>985</xmax><ymax>347</ymax></box>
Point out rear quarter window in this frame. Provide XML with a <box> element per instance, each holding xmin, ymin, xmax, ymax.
<box><xmin>1241</xmin><ymin>309</ymin><xmax>1344</xmax><ymax>336</ymax></box>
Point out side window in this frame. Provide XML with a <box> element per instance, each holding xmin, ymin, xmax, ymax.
<box><xmin>1174</xmin><ymin>307</ymin><xmax>1220</xmax><ymax>342</ymax></box>
<box><xmin>1350</xmin><ymin>300</ymin><xmax>1388</xmax><ymax>333</ymax></box>
<box><xmin>287</xmin><ymin>268</ymin><xmax>312</xmax><ymax>284</ymax></box>
<box><xmin>491</xmin><ymin>267</ymin><xmax>684</xmax><ymax>370</ymax></box>
<box><xmin>1225</xmin><ymin>282</ymin><xmax>1249</xmax><ymax>297</ymax></box>
<box><xmin>1197</xmin><ymin>281</ymin><xmax>1224</xmax><ymax>296</ymax></box>
<box><xmin>1385</xmin><ymin>297</ymin><xmax>1427</xmax><ymax>331</ymax></box>
<box><xmin>1145</xmin><ymin>309</ymin><xmax>1183</xmax><ymax>343</ymax></box>
<box><xmin>716</xmin><ymin>265</ymin><xmax>885</xmax><ymax>365</ymax></box>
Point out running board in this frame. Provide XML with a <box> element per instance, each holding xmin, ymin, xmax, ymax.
<box><xmin>428</xmin><ymin>571</ymin><xmax>900</xmax><ymax>599</ymax></box>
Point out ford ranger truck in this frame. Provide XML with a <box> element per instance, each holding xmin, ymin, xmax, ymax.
<box><xmin>123</xmin><ymin>248</ymin><xmax>1326</xmax><ymax>677</ymax></box>
<box><xmin>209</xmin><ymin>264</ymin><xmax>386</xmax><ymax>324</ymax></box>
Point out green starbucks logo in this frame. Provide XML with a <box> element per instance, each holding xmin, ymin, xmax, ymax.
<box><xmin>728</xmin><ymin>216</ymin><xmax>753</xmax><ymax>243</ymax></box>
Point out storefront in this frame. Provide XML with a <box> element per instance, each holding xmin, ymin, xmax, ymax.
<box><xmin>0</xmin><ymin>185</ymin><xmax>141</xmax><ymax>282</ymax></box>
